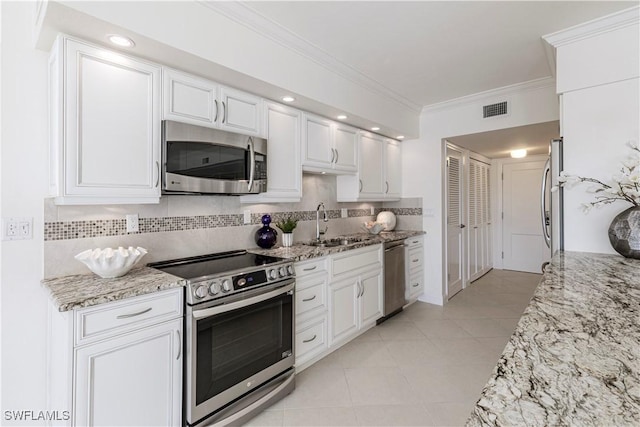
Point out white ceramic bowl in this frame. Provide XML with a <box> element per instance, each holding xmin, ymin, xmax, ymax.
<box><xmin>75</xmin><ymin>246</ymin><xmax>148</xmax><ymax>279</ymax></box>
<box><xmin>376</xmin><ymin>211</ymin><xmax>397</xmax><ymax>231</ymax></box>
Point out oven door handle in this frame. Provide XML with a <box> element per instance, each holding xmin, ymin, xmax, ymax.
<box><xmin>192</xmin><ymin>281</ymin><xmax>295</xmax><ymax>319</ymax></box>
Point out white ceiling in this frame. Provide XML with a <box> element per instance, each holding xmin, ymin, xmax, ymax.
<box><xmin>245</xmin><ymin>1</ymin><xmax>635</xmax><ymax>107</ymax></box>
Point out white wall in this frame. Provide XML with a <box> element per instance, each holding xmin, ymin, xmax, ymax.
<box><xmin>402</xmin><ymin>81</ymin><xmax>559</xmax><ymax>305</ymax></box>
<box><xmin>551</xmin><ymin>16</ymin><xmax>640</xmax><ymax>253</ymax></box>
<box><xmin>1</xmin><ymin>2</ymin><xmax>50</xmax><ymax>422</ymax></box>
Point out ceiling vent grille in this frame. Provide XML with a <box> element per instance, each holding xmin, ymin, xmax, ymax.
<box><xmin>483</xmin><ymin>101</ymin><xmax>508</xmax><ymax>118</ymax></box>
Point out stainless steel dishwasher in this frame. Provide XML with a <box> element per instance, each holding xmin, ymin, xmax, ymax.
<box><xmin>382</xmin><ymin>240</ymin><xmax>406</xmax><ymax>319</ymax></box>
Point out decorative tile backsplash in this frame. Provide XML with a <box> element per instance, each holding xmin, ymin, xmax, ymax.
<box><xmin>44</xmin><ymin>207</ymin><xmax>422</xmax><ymax>241</ymax></box>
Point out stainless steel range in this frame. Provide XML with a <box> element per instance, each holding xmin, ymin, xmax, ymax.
<box><xmin>149</xmin><ymin>250</ymin><xmax>295</xmax><ymax>427</ymax></box>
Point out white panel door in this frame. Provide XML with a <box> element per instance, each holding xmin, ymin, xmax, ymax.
<box><xmin>446</xmin><ymin>147</ymin><xmax>464</xmax><ymax>298</ymax></box>
<box><xmin>385</xmin><ymin>139</ymin><xmax>402</xmax><ymax>198</ymax></box>
<box><xmin>302</xmin><ymin>114</ymin><xmax>333</xmax><ymax>169</ymax></box>
<box><xmin>333</xmin><ymin>124</ymin><xmax>358</xmax><ymax>172</ymax></box>
<box><xmin>358</xmin><ymin>133</ymin><xmax>385</xmax><ymax>196</ymax></box>
<box><xmin>503</xmin><ymin>161</ymin><xmax>550</xmax><ymax>273</ymax></box>
<box><xmin>262</xmin><ymin>102</ymin><xmax>301</xmax><ymax>198</ymax></box>
<box><xmin>359</xmin><ymin>270</ymin><xmax>383</xmax><ymax>329</ymax></box>
<box><xmin>74</xmin><ymin>319</ymin><xmax>182</xmax><ymax>426</ymax></box>
<box><xmin>219</xmin><ymin>86</ymin><xmax>262</xmax><ymax>136</ymax></box>
<box><xmin>328</xmin><ymin>278</ymin><xmax>358</xmax><ymax>346</ymax></box>
<box><xmin>163</xmin><ymin>68</ymin><xmax>218</xmax><ymax>127</ymax></box>
<box><xmin>64</xmin><ymin>39</ymin><xmax>160</xmax><ymax>200</ymax></box>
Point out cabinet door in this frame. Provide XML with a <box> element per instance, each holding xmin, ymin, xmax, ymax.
<box><xmin>163</xmin><ymin>68</ymin><xmax>218</xmax><ymax>127</ymax></box>
<box><xmin>359</xmin><ymin>270</ymin><xmax>383</xmax><ymax>329</ymax></box>
<box><xmin>384</xmin><ymin>139</ymin><xmax>402</xmax><ymax>199</ymax></box>
<box><xmin>328</xmin><ymin>278</ymin><xmax>358</xmax><ymax>347</ymax></box>
<box><xmin>241</xmin><ymin>102</ymin><xmax>301</xmax><ymax>203</ymax></box>
<box><xmin>74</xmin><ymin>319</ymin><xmax>182</xmax><ymax>426</ymax></box>
<box><xmin>333</xmin><ymin>124</ymin><xmax>358</xmax><ymax>172</ymax></box>
<box><xmin>219</xmin><ymin>86</ymin><xmax>262</xmax><ymax>136</ymax></box>
<box><xmin>302</xmin><ymin>114</ymin><xmax>333</xmax><ymax>170</ymax></box>
<box><xmin>63</xmin><ymin>38</ymin><xmax>161</xmax><ymax>203</ymax></box>
<box><xmin>358</xmin><ymin>133</ymin><xmax>385</xmax><ymax>196</ymax></box>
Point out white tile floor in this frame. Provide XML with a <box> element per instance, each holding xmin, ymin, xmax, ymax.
<box><xmin>244</xmin><ymin>269</ymin><xmax>541</xmax><ymax>427</ymax></box>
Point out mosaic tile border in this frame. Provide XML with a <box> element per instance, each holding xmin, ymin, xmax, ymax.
<box><xmin>44</xmin><ymin>208</ymin><xmax>422</xmax><ymax>241</ymax></box>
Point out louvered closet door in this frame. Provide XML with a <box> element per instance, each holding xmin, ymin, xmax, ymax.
<box><xmin>468</xmin><ymin>161</ymin><xmax>480</xmax><ymax>281</ymax></box>
<box><xmin>485</xmin><ymin>166</ymin><xmax>493</xmax><ymax>269</ymax></box>
<box><xmin>446</xmin><ymin>147</ymin><xmax>464</xmax><ymax>298</ymax></box>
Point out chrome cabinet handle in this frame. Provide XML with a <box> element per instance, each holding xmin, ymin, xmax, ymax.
<box><xmin>359</xmin><ymin>180</ymin><xmax>363</xmax><ymax>192</ymax></box>
<box><xmin>385</xmin><ymin>181</ymin><xmax>389</xmax><ymax>193</ymax></box>
<box><xmin>214</xmin><ymin>99</ymin><xmax>219</xmax><ymax>122</ymax></box>
<box><xmin>222</xmin><ymin>101</ymin><xmax>227</xmax><ymax>123</ymax></box>
<box><xmin>176</xmin><ymin>329</ymin><xmax>181</xmax><ymax>360</ymax></box>
<box><xmin>330</xmin><ymin>148</ymin><xmax>335</xmax><ymax>163</ymax></box>
<box><xmin>303</xmin><ymin>265</ymin><xmax>317</xmax><ymax>271</ymax></box>
<box><xmin>412</xmin><ymin>282</ymin><xmax>420</xmax><ymax>288</ymax></box>
<box><xmin>116</xmin><ymin>307</ymin><xmax>152</xmax><ymax>319</ymax></box>
<box><xmin>335</xmin><ymin>149</ymin><xmax>339</xmax><ymax>164</ymax></box>
<box><xmin>303</xmin><ymin>334</ymin><xmax>317</xmax><ymax>343</ymax></box>
<box><xmin>412</xmin><ymin>259</ymin><xmax>419</xmax><ymax>263</ymax></box>
<box><xmin>302</xmin><ymin>295</ymin><xmax>317</xmax><ymax>302</ymax></box>
<box><xmin>155</xmin><ymin>161</ymin><xmax>160</xmax><ymax>188</ymax></box>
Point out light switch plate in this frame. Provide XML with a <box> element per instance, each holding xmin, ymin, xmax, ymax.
<box><xmin>370</xmin><ymin>206</ymin><xmax>375</xmax><ymax>215</ymax></box>
<box><xmin>341</xmin><ymin>208</ymin><xmax>348</xmax><ymax>218</ymax></box>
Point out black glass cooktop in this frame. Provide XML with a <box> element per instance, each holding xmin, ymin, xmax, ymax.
<box><xmin>148</xmin><ymin>250</ymin><xmax>285</xmax><ymax>280</ymax></box>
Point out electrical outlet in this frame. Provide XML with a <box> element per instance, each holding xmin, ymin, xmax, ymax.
<box><xmin>126</xmin><ymin>214</ymin><xmax>139</xmax><ymax>233</ymax></box>
<box><xmin>243</xmin><ymin>210</ymin><xmax>252</xmax><ymax>224</ymax></box>
<box><xmin>424</xmin><ymin>208</ymin><xmax>435</xmax><ymax>218</ymax></box>
<box><xmin>370</xmin><ymin>206</ymin><xmax>375</xmax><ymax>215</ymax></box>
<box><xmin>341</xmin><ymin>208</ymin><xmax>348</xmax><ymax>218</ymax></box>
<box><xmin>2</xmin><ymin>217</ymin><xmax>33</xmax><ymax>240</ymax></box>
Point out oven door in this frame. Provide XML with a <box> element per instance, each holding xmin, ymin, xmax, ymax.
<box><xmin>186</xmin><ymin>281</ymin><xmax>294</xmax><ymax>426</ymax></box>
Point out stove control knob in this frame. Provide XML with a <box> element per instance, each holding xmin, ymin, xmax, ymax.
<box><xmin>194</xmin><ymin>284</ymin><xmax>208</xmax><ymax>299</ymax></box>
<box><xmin>209</xmin><ymin>282</ymin><xmax>220</xmax><ymax>295</ymax></box>
<box><xmin>279</xmin><ymin>267</ymin><xmax>286</xmax><ymax>277</ymax></box>
<box><xmin>222</xmin><ymin>279</ymin><xmax>232</xmax><ymax>292</ymax></box>
<box><xmin>287</xmin><ymin>265</ymin><xmax>294</xmax><ymax>276</ymax></box>
<box><xmin>268</xmin><ymin>269</ymin><xmax>278</xmax><ymax>280</ymax></box>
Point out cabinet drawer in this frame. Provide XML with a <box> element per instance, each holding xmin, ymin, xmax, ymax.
<box><xmin>407</xmin><ymin>246</ymin><xmax>424</xmax><ymax>271</ymax></box>
<box><xmin>296</xmin><ymin>278</ymin><xmax>326</xmax><ymax>317</ymax></box>
<box><xmin>331</xmin><ymin>245</ymin><xmax>382</xmax><ymax>279</ymax></box>
<box><xmin>405</xmin><ymin>235</ymin><xmax>423</xmax><ymax>248</ymax></box>
<box><xmin>295</xmin><ymin>258</ymin><xmax>328</xmax><ymax>278</ymax></box>
<box><xmin>75</xmin><ymin>288</ymin><xmax>183</xmax><ymax>346</ymax></box>
<box><xmin>406</xmin><ymin>271</ymin><xmax>424</xmax><ymax>300</ymax></box>
<box><xmin>295</xmin><ymin>315</ymin><xmax>327</xmax><ymax>366</ymax></box>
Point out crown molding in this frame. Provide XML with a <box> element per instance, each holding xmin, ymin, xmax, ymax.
<box><xmin>543</xmin><ymin>5</ymin><xmax>639</xmax><ymax>48</ymax></box>
<box><xmin>199</xmin><ymin>1</ymin><xmax>422</xmax><ymax>113</ymax></box>
<box><xmin>421</xmin><ymin>76</ymin><xmax>556</xmax><ymax>114</ymax></box>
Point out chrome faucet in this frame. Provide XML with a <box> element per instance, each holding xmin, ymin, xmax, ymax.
<box><xmin>316</xmin><ymin>202</ymin><xmax>329</xmax><ymax>242</ymax></box>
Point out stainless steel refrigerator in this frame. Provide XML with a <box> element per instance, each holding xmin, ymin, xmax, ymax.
<box><xmin>541</xmin><ymin>138</ymin><xmax>564</xmax><ymax>255</ymax></box>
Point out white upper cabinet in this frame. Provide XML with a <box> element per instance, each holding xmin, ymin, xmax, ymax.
<box><xmin>163</xmin><ymin>68</ymin><xmax>263</xmax><ymax>137</ymax></box>
<box><xmin>336</xmin><ymin>132</ymin><xmax>401</xmax><ymax>201</ymax></box>
<box><xmin>241</xmin><ymin>102</ymin><xmax>302</xmax><ymax>203</ymax></box>
<box><xmin>49</xmin><ymin>36</ymin><xmax>161</xmax><ymax>205</ymax></box>
<box><xmin>302</xmin><ymin>113</ymin><xmax>357</xmax><ymax>174</ymax></box>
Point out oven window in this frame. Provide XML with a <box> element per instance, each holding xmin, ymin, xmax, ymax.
<box><xmin>166</xmin><ymin>141</ymin><xmax>248</xmax><ymax>180</ymax></box>
<box><xmin>195</xmin><ymin>293</ymin><xmax>292</xmax><ymax>405</ymax></box>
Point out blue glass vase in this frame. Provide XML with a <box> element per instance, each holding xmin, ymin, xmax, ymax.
<box><xmin>255</xmin><ymin>214</ymin><xmax>278</xmax><ymax>249</ymax></box>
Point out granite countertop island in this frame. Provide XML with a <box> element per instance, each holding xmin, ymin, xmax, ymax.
<box><xmin>467</xmin><ymin>251</ymin><xmax>640</xmax><ymax>426</ymax></box>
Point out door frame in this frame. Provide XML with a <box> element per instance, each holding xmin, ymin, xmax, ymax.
<box><xmin>493</xmin><ymin>154</ymin><xmax>549</xmax><ymax>270</ymax></box>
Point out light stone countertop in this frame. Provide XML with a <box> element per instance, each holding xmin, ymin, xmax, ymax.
<box><xmin>42</xmin><ymin>230</ymin><xmax>424</xmax><ymax>312</ymax></box>
<box><xmin>42</xmin><ymin>267</ymin><xmax>185</xmax><ymax>312</ymax></box>
<box><xmin>467</xmin><ymin>251</ymin><xmax>640</xmax><ymax>426</ymax></box>
<box><xmin>250</xmin><ymin>230</ymin><xmax>425</xmax><ymax>261</ymax></box>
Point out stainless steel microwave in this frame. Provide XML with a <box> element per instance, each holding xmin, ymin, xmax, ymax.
<box><xmin>161</xmin><ymin>120</ymin><xmax>267</xmax><ymax>195</ymax></box>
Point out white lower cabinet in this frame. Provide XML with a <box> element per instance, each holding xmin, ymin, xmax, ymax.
<box><xmin>405</xmin><ymin>236</ymin><xmax>424</xmax><ymax>302</ymax></box>
<box><xmin>48</xmin><ymin>288</ymin><xmax>183</xmax><ymax>426</ymax></box>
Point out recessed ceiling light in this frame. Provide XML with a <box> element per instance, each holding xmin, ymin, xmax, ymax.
<box><xmin>397</xmin><ymin>135</ymin><xmax>405</xmax><ymax>140</ymax></box>
<box><xmin>107</xmin><ymin>34</ymin><xmax>135</xmax><ymax>48</ymax></box>
<box><xmin>337</xmin><ymin>115</ymin><xmax>347</xmax><ymax>120</ymax></box>
<box><xmin>281</xmin><ymin>96</ymin><xmax>295</xmax><ymax>103</ymax></box>
<box><xmin>510</xmin><ymin>149</ymin><xmax>527</xmax><ymax>158</ymax></box>
<box><xmin>371</xmin><ymin>127</ymin><xmax>380</xmax><ymax>131</ymax></box>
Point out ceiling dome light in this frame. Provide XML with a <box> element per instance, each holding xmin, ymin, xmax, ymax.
<box><xmin>337</xmin><ymin>115</ymin><xmax>347</xmax><ymax>120</ymax></box>
<box><xmin>371</xmin><ymin>127</ymin><xmax>380</xmax><ymax>131</ymax></box>
<box><xmin>107</xmin><ymin>34</ymin><xmax>135</xmax><ymax>48</ymax></box>
<box><xmin>281</xmin><ymin>96</ymin><xmax>295</xmax><ymax>103</ymax></box>
<box><xmin>510</xmin><ymin>149</ymin><xmax>527</xmax><ymax>158</ymax></box>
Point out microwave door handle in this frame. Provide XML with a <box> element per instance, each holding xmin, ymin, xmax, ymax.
<box><xmin>248</xmin><ymin>137</ymin><xmax>256</xmax><ymax>192</ymax></box>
